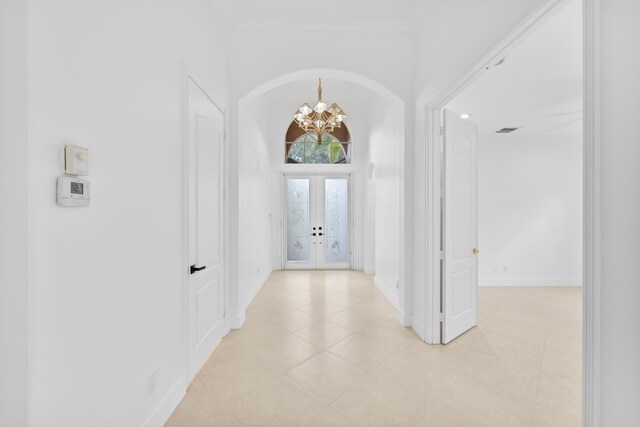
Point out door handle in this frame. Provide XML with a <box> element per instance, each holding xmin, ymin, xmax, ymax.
<box><xmin>472</xmin><ymin>248</ymin><xmax>479</xmax><ymax>255</ymax></box>
<box><xmin>318</xmin><ymin>233</ymin><xmax>323</xmax><ymax>236</ymax></box>
<box><xmin>190</xmin><ymin>265</ymin><xmax>206</xmax><ymax>274</ymax></box>
<box><xmin>311</xmin><ymin>233</ymin><xmax>317</xmax><ymax>236</ymax></box>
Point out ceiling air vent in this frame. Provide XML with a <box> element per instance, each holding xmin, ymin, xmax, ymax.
<box><xmin>496</xmin><ymin>127</ymin><xmax>521</xmax><ymax>134</ymax></box>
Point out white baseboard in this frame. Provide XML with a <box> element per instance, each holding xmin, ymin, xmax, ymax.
<box><xmin>374</xmin><ymin>276</ymin><xmax>399</xmax><ymax>308</ymax></box>
<box><xmin>230</xmin><ymin>310</ymin><xmax>246</xmax><ymax>330</ymax></box>
<box><xmin>231</xmin><ymin>269</ymin><xmax>272</xmax><ymax>330</ymax></box>
<box><xmin>242</xmin><ymin>268</ymin><xmax>272</xmax><ymax>309</ymax></box>
<box><xmin>142</xmin><ymin>375</ymin><xmax>186</xmax><ymax>427</ymax></box>
<box><xmin>479</xmin><ymin>277</ymin><xmax>582</xmax><ymax>286</ymax></box>
<box><xmin>363</xmin><ymin>265</ymin><xmax>375</xmax><ymax>275</ymax></box>
<box><xmin>411</xmin><ymin>315</ymin><xmax>426</xmax><ymax>342</ymax></box>
<box><xmin>395</xmin><ymin>309</ymin><xmax>412</xmax><ymax>327</ymax></box>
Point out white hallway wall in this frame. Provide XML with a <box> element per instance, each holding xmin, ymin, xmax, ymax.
<box><xmin>478</xmin><ymin>136</ymin><xmax>582</xmax><ymax>286</ymax></box>
<box><xmin>0</xmin><ymin>0</ymin><xmax>29</xmax><ymax>425</ymax></box>
<box><xmin>237</xmin><ymin>95</ymin><xmax>273</xmax><ymax>320</ymax></box>
<box><xmin>600</xmin><ymin>0</ymin><xmax>640</xmax><ymax>422</ymax></box>
<box><xmin>368</xmin><ymin>97</ymin><xmax>403</xmax><ymax>303</ymax></box>
<box><xmin>25</xmin><ymin>0</ymin><xmax>231</xmax><ymax>425</ymax></box>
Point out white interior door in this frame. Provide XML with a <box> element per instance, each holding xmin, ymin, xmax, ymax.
<box><xmin>284</xmin><ymin>175</ymin><xmax>351</xmax><ymax>270</ymax></box>
<box><xmin>187</xmin><ymin>77</ymin><xmax>224</xmax><ymax>380</ymax></box>
<box><xmin>442</xmin><ymin>109</ymin><xmax>478</xmax><ymax>344</ymax></box>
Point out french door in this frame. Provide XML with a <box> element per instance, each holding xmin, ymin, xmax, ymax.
<box><xmin>284</xmin><ymin>175</ymin><xmax>351</xmax><ymax>270</ymax></box>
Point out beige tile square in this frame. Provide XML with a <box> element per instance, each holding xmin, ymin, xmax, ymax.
<box><xmin>226</xmin><ymin>375</ymin><xmax>329</xmax><ymax>426</ymax></box>
<box><xmin>536</xmin><ymin>371</ymin><xmax>581</xmax><ymax>420</ymax></box>
<box><xmin>325</xmin><ymin>307</ymin><xmax>379</xmax><ymax>333</ymax></box>
<box><xmin>196</xmin><ymin>351</ymin><xmax>278</xmax><ymax>407</ymax></box>
<box><xmin>325</xmin><ymin>289</ymin><xmax>376</xmax><ymax>308</ymax></box>
<box><xmin>545</xmin><ymin>328</ymin><xmax>582</xmax><ymax>358</ymax></box>
<box><xmin>420</xmin><ymin>400</ymin><xmax>494</xmax><ymax>427</ymax></box>
<box><xmin>458</xmin><ymin>327</ymin><xmax>544</xmax><ymax>368</ymax></box>
<box><xmin>286</xmin><ymin>351</ymin><xmax>365</xmax><ymax>402</ymax></box>
<box><xmin>331</xmin><ymin>375</ymin><xmax>431</xmax><ymax>426</ymax></box>
<box><xmin>294</xmin><ymin>320</ymin><xmax>353</xmax><ymax>349</ymax></box>
<box><xmin>251</xmin><ymin>334</ymin><xmax>324</xmax><ymax>373</ymax></box>
<box><xmin>305</xmin><ymin>406</ymin><xmax>356</xmax><ymax>426</ymax></box>
<box><xmin>440</xmin><ymin>374</ymin><xmax>535</xmax><ymax>426</ymax></box>
<box><xmin>327</xmin><ymin>333</ymin><xmax>397</xmax><ymax>371</ymax></box>
<box><xmin>359</xmin><ymin>318</ymin><xmax>422</xmax><ymax>349</ymax></box>
<box><xmin>225</xmin><ymin>320</ymin><xmax>291</xmax><ymax>347</ymax></box>
<box><xmin>165</xmin><ymin>378</ymin><xmax>239</xmax><ymax>427</ymax></box>
<box><xmin>478</xmin><ymin>313</ymin><xmax>548</xmax><ymax>346</ymax></box>
<box><xmin>369</xmin><ymin>354</ymin><xmax>452</xmax><ymax>398</ymax></box>
<box><xmin>541</xmin><ymin>347</ymin><xmax>582</xmax><ymax>382</ymax></box>
<box><xmin>273</xmin><ymin>309</ymin><xmax>319</xmax><ymax>332</ymax></box>
<box><xmin>459</xmin><ymin>349</ymin><xmax>540</xmax><ymax>399</ymax></box>
<box><xmin>298</xmin><ymin>300</ymin><xmax>346</xmax><ymax>319</ymax></box>
<box><xmin>350</xmin><ymin>297</ymin><xmax>396</xmax><ymax>318</ymax></box>
<box><xmin>532</xmin><ymin>401</ymin><xmax>581</xmax><ymax>427</ymax></box>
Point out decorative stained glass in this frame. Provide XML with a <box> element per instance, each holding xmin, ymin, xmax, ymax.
<box><xmin>324</xmin><ymin>178</ymin><xmax>349</xmax><ymax>262</ymax></box>
<box><xmin>286</xmin><ymin>179</ymin><xmax>310</xmax><ymax>261</ymax></box>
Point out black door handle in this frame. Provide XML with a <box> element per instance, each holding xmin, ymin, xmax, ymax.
<box><xmin>190</xmin><ymin>265</ymin><xmax>206</xmax><ymax>274</ymax></box>
<box><xmin>319</xmin><ymin>233</ymin><xmax>323</xmax><ymax>236</ymax></box>
<box><xmin>311</xmin><ymin>233</ymin><xmax>317</xmax><ymax>236</ymax></box>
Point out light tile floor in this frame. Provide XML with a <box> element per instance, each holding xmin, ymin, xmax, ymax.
<box><xmin>166</xmin><ymin>270</ymin><xmax>582</xmax><ymax>426</ymax></box>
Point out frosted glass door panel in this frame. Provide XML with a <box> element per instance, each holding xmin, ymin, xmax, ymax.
<box><xmin>287</xmin><ymin>179</ymin><xmax>311</xmax><ymax>261</ymax></box>
<box><xmin>324</xmin><ymin>178</ymin><xmax>349</xmax><ymax>262</ymax></box>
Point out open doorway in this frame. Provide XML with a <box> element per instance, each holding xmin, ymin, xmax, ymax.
<box><xmin>435</xmin><ymin>0</ymin><xmax>583</xmax><ymax>423</ymax></box>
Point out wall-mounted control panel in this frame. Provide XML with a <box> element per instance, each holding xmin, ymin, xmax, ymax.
<box><xmin>57</xmin><ymin>175</ymin><xmax>90</xmax><ymax>207</ymax></box>
<box><xmin>64</xmin><ymin>144</ymin><xmax>89</xmax><ymax>176</ymax></box>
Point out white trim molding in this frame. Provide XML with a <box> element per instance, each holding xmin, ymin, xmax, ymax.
<box><xmin>374</xmin><ymin>276</ymin><xmax>399</xmax><ymax>306</ymax></box>
<box><xmin>583</xmin><ymin>0</ymin><xmax>601</xmax><ymax>424</ymax></box>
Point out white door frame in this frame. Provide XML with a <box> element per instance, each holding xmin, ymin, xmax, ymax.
<box><xmin>181</xmin><ymin>71</ymin><xmax>228</xmax><ymax>388</ymax></box>
<box><xmin>281</xmin><ymin>172</ymin><xmax>354</xmax><ymax>270</ymax></box>
<box><xmin>422</xmin><ymin>0</ymin><xmax>601</xmax><ymax>423</ymax></box>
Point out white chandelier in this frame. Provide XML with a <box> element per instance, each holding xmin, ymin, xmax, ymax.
<box><xmin>293</xmin><ymin>78</ymin><xmax>347</xmax><ymax>143</ymax></box>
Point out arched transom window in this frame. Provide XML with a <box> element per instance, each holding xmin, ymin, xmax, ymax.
<box><xmin>285</xmin><ymin>121</ymin><xmax>351</xmax><ymax>164</ymax></box>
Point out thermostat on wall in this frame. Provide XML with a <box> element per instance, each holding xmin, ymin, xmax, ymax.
<box><xmin>57</xmin><ymin>175</ymin><xmax>90</xmax><ymax>207</ymax></box>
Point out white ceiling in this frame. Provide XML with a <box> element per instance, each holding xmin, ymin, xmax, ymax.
<box><xmin>446</xmin><ymin>0</ymin><xmax>583</xmax><ymax>137</ymax></box>
<box><xmin>228</xmin><ymin>0</ymin><xmax>416</xmax><ymax>25</ymax></box>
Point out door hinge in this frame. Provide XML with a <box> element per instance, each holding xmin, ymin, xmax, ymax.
<box><xmin>439</xmin><ymin>126</ymin><xmax>444</xmax><ymax>136</ymax></box>
<box><xmin>440</xmin><ymin>188</ymin><xmax>444</xmax><ymax>198</ymax></box>
<box><xmin>439</xmin><ymin>313</ymin><xmax>445</xmax><ymax>322</ymax></box>
<box><xmin>439</xmin><ymin>251</ymin><xmax>444</xmax><ymax>260</ymax></box>
<box><xmin>223</xmin><ymin>247</ymin><xmax>227</xmax><ymax>257</ymax></box>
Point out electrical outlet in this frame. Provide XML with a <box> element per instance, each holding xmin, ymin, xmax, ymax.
<box><xmin>148</xmin><ymin>371</ymin><xmax>157</xmax><ymax>396</ymax></box>
<box><xmin>503</xmin><ymin>265</ymin><xmax>509</xmax><ymax>273</ymax></box>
